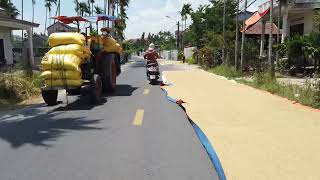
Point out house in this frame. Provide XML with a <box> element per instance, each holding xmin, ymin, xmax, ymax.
<box><xmin>0</xmin><ymin>7</ymin><xmax>39</xmax><ymax>65</ymax></box>
<box><xmin>47</xmin><ymin>21</ymin><xmax>77</xmax><ymax>36</ymax></box>
<box><xmin>33</xmin><ymin>34</ymin><xmax>48</xmax><ymax>48</ymax></box>
<box><xmin>236</xmin><ymin>10</ymin><xmax>254</xmax><ymax>21</ymax></box>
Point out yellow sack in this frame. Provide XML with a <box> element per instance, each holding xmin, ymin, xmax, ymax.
<box><xmin>47</xmin><ymin>44</ymin><xmax>91</xmax><ymax>58</ymax></box>
<box><xmin>49</xmin><ymin>32</ymin><xmax>85</xmax><ymax>47</ymax></box>
<box><xmin>101</xmin><ymin>36</ymin><xmax>123</xmax><ymax>54</ymax></box>
<box><xmin>45</xmin><ymin>79</ymin><xmax>84</xmax><ymax>87</ymax></box>
<box><xmin>41</xmin><ymin>54</ymin><xmax>83</xmax><ymax>71</ymax></box>
<box><xmin>40</xmin><ymin>70</ymin><xmax>81</xmax><ymax>80</ymax></box>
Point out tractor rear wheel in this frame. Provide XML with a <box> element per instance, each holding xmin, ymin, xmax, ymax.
<box><xmin>90</xmin><ymin>74</ymin><xmax>102</xmax><ymax>104</ymax></box>
<box><xmin>41</xmin><ymin>90</ymin><xmax>58</xmax><ymax>106</ymax></box>
<box><xmin>98</xmin><ymin>54</ymin><xmax>117</xmax><ymax>92</ymax></box>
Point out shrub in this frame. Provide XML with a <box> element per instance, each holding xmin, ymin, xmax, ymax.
<box><xmin>187</xmin><ymin>57</ymin><xmax>197</xmax><ymax>64</ymax></box>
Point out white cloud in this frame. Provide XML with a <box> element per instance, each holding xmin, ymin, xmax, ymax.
<box><xmin>124</xmin><ymin>0</ymin><xmax>210</xmax><ymax>39</ymax></box>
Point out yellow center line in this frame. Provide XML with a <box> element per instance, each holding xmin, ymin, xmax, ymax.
<box><xmin>132</xmin><ymin>109</ymin><xmax>145</xmax><ymax>126</ymax></box>
<box><xmin>143</xmin><ymin>88</ymin><xmax>150</xmax><ymax>95</ymax></box>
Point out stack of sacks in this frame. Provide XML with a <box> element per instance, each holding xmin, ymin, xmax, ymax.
<box><xmin>40</xmin><ymin>32</ymin><xmax>91</xmax><ymax>87</ymax></box>
<box><xmin>100</xmin><ymin>36</ymin><xmax>123</xmax><ymax>54</ymax></box>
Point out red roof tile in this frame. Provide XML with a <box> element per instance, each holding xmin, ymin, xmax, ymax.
<box><xmin>245</xmin><ymin>22</ymin><xmax>281</xmax><ymax>35</ymax></box>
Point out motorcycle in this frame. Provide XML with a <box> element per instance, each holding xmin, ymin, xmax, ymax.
<box><xmin>146</xmin><ymin>61</ymin><xmax>160</xmax><ymax>84</ymax></box>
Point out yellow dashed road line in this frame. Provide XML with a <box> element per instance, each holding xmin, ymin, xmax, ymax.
<box><xmin>132</xmin><ymin>109</ymin><xmax>144</xmax><ymax>126</ymax></box>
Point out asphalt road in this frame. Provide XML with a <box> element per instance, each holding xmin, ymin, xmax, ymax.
<box><xmin>0</xmin><ymin>57</ymin><xmax>219</xmax><ymax>180</ymax></box>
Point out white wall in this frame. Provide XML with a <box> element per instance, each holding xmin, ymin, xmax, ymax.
<box><xmin>288</xmin><ymin>10</ymin><xmax>315</xmax><ymax>35</ymax></box>
<box><xmin>0</xmin><ymin>27</ymin><xmax>13</xmax><ymax>64</ymax></box>
<box><xmin>184</xmin><ymin>47</ymin><xmax>196</xmax><ymax>59</ymax></box>
<box><xmin>160</xmin><ymin>49</ymin><xmax>178</xmax><ymax>61</ymax></box>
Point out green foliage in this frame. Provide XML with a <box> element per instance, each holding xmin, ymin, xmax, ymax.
<box><xmin>0</xmin><ymin>0</ymin><xmax>19</xmax><ymax>18</ymax></box>
<box><xmin>187</xmin><ymin>57</ymin><xmax>197</xmax><ymax>64</ymax></box>
<box><xmin>178</xmin><ymin>52</ymin><xmax>184</xmax><ymax>60</ymax></box>
<box><xmin>209</xmin><ymin>64</ymin><xmax>242</xmax><ymax>78</ymax></box>
<box><xmin>242</xmin><ymin>73</ymin><xmax>320</xmax><ymax>109</ymax></box>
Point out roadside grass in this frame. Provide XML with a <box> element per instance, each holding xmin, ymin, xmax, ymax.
<box><xmin>208</xmin><ymin>64</ymin><xmax>242</xmax><ymax>78</ymax></box>
<box><xmin>0</xmin><ymin>71</ymin><xmax>42</xmax><ymax>106</ymax></box>
<box><xmin>208</xmin><ymin>65</ymin><xmax>320</xmax><ymax>109</ymax></box>
<box><xmin>240</xmin><ymin>73</ymin><xmax>320</xmax><ymax>109</ymax></box>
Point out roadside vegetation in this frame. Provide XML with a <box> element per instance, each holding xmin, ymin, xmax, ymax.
<box><xmin>0</xmin><ymin>71</ymin><xmax>42</xmax><ymax>107</ymax></box>
<box><xmin>208</xmin><ymin>64</ymin><xmax>242</xmax><ymax>78</ymax></box>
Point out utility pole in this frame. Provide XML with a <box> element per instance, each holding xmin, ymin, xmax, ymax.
<box><xmin>235</xmin><ymin>0</ymin><xmax>240</xmax><ymax>69</ymax></box>
<box><xmin>240</xmin><ymin>0</ymin><xmax>248</xmax><ymax>71</ymax></box>
<box><xmin>268</xmin><ymin>0</ymin><xmax>275</xmax><ymax>77</ymax></box>
<box><xmin>103</xmin><ymin>0</ymin><xmax>107</xmax><ymax>27</ymax></box>
<box><xmin>21</xmin><ymin>0</ymin><xmax>24</xmax><ymax>41</ymax></box>
<box><xmin>222</xmin><ymin>0</ymin><xmax>226</xmax><ymax>64</ymax></box>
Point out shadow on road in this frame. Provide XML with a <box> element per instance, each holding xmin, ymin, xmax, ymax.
<box><xmin>108</xmin><ymin>84</ymin><xmax>139</xmax><ymax>97</ymax></box>
<box><xmin>0</xmin><ymin>112</ymin><xmax>102</xmax><ymax>148</ymax></box>
<box><xmin>53</xmin><ymin>84</ymin><xmax>138</xmax><ymax>111</ymax></box>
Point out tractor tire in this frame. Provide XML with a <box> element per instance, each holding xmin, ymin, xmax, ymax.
<box><xmin>41</xmin><ymin>90</ymin><xmax>58</xmax><ymax>106</ymax></box>
<box><xmin>90</xmin><ymin>74</ymin><xmax>102</xmax><ymax>104</ymax></box>
<box><xmin>97</xmin><ymin>54</ymin><xmax>117</xmax><ymax>92</ymax></box>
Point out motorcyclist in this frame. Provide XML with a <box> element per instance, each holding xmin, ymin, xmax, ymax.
<box><xmin>144</xmin><ymin>43</ymin><xmax>160</xmax><ymax>65</ymax></box>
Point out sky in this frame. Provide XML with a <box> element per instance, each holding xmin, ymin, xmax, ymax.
<box><xmin>11</xmin><ymin>0</ymin><xmax>267</xmax><ymax>39</ymax></box>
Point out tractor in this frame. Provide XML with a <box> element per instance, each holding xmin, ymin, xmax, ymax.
<box><xmin>41</xmin><ymin>15</ymin><xmax>122</xmax><ymax>105</ymax></box>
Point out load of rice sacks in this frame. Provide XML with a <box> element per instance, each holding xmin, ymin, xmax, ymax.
<box><xmin>41</xmin><ymin>32</ymin><xmax>90</xmax><ymax>87</ymax></box>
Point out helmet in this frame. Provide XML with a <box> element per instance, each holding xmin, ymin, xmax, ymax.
<box><xmin>149</xmin><ymin>43</ymin><xmax>155</xmax><ymax>50</ymax></box>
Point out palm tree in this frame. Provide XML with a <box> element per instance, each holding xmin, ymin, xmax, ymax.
<box><xmin>0</xmin><ymin>0</ymin><xmax>19</xmax><ymax>18</ymax></box>
<box><xmin>116</xmin><ymin>0</ymin><xmax>129</xmax><ymax>40</ymax></box>
<box><xmin>44</xmin><ymin>0</ymin><xmax>57</xmax><ymax>34</ymax></box>
<box><xmin>90</xmin><ymin>0</ymin><xmax>95</xmax><ymax>15</ymax></box>
<box><xmin>180</xmin><ymin>3</ymin><xmax>192</xmax><ymax>50</ymax></box>
<box><xmin>268</xmin><ymin>0</ymin><xmax>275</xmax><ymax>77</ymax></box>
<box><xmin>94</xmin><ymin>5</ymin><xmax>103</xmax><ymax>15</ymax></box>
<box><xmin>32</xmin><ymin>0</ymin><xmax>36</xmax><ymax>22</ymax></box>
<box><xmin>79</xmin><ymin>2</ymin><xmax>90</xmax><ymax>16</ymax></box>
<box><xmin>74</xmin><ymin>0</ymin><xmax>80</xmax><ymax>15</ymax></box>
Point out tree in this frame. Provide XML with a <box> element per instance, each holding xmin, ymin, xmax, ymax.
<box><xmin>74</xmin><ymin>0</ymin><xmax>80</xmax><ymax>15</ymax></box>
<box><xmin>276</xmin><ymin>0</ymin><xmax>287</xmax><ymax>68</ymax></box>
<box><xmin>268</xmin><ymin>0</ymin><xmax>275</xmax><ymax>77</ymax></box>
<box><xmin>44</xmin><ymin>0</ymin><xmax>57</xmax><ymax>34</ymax></box>
<box><xmin>94</xmin><ymin>5</ymin><xmax>103</xmax><ymax>15</ymax></box>
<box><xmin>90</xmin><ymin>0</ymin><xmax>95</xmax><ymax>15</ymax></box>
<box><xmin>181</xmin><ymin>3</ymin><xmax>192</xmax><ymax>50</ymax></box>
<box><xmin>115</xmin><ymin>0</ymin><xmax>129</xmax><ymax>41</ymax></box>
<box><xmin>79</xmin><ymin>2</ymin><xmax>90</xmax><ymax>16</ymax></box>
<box><xmin>0</xmin><ymin>0</ymin><xmax>19</xmax><ymax>18</ymax></box>
<box><xmin>240</xmin><ymin>0</ymin><xmax>248</xmax><ymax>70</ymax></box>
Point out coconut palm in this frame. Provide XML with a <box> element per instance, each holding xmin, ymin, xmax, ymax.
<box><xmin>79</xmin><ymin>2</ymin><xmax>90</xmax><ymax>16</ymax></box>
<box><xmin>32</xmin><ymin>0</ymin><xmax>36</xmax><ymax>22</ymax></box>
<box><xmin>90</xmin><ymin>0</ymin><xmax>95</xmax><ymax>15</ymax></box>
<box><xmin>0</xmin><ymin>0</ymin><xmax>19</xmax><ymax>18</ymax></box>
<box><xmin>44</xmin><ymin>0</ymin><xmax>57</xmax><ymax>34</ymax></box>
<box><xmin>94</xmin><ymin>5</ymin><xmax>103</xmax><ymax>15</ymax></box>
<box><xmin>181</xmin><ymin>3</ymin><xmax>192</xmax><ymax>32</ymax></box>
<box><xmin>74</xmin><ymin>0</ymin><xmax>80</xmax><ymax>15</ymax></box>
<box><xmin>116</xmin><ymin>0</ymin><xmax>129</xmax><ymax>40</ymax></box>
